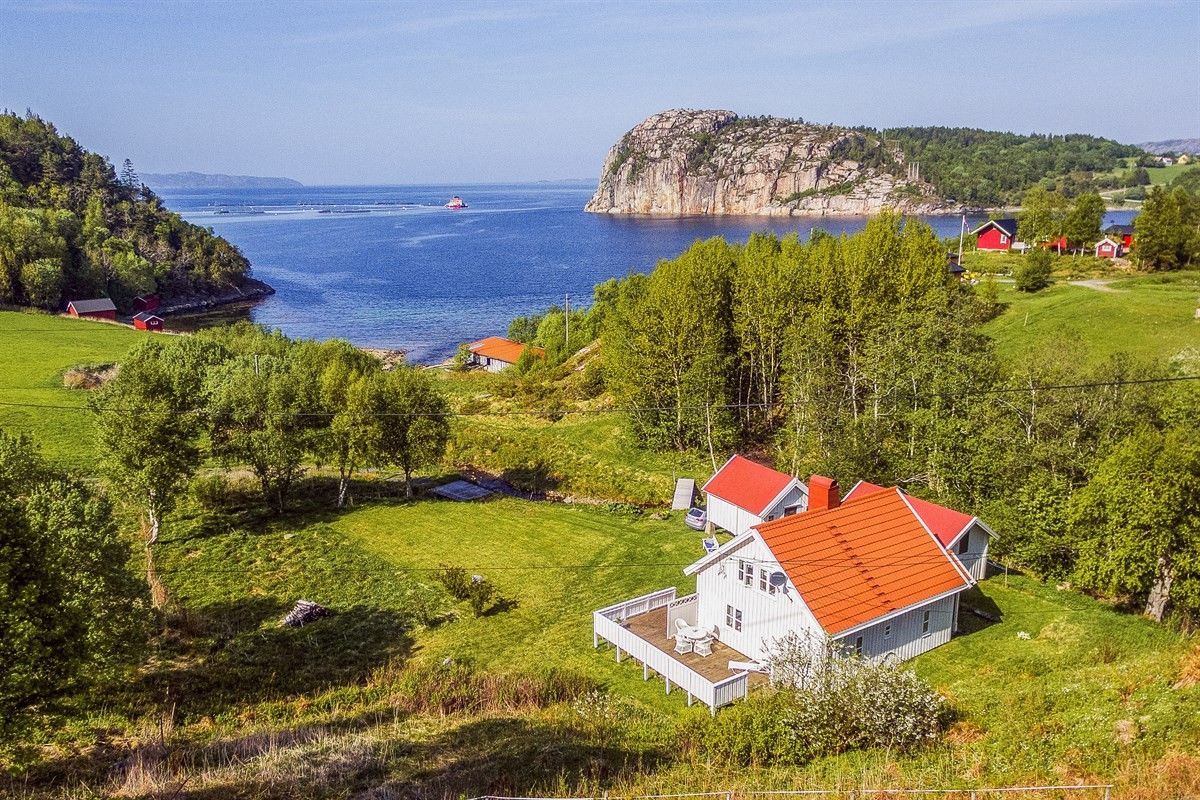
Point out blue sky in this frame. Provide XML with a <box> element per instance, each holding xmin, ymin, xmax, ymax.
<box><xmin>2</xmin><ymin>0</ymin><xmax>1197</xmax><ymax>184</ymax></box>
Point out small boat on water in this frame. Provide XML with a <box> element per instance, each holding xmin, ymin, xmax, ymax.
<box><xmin>445</xmin><ymin>196</ymin><xmax>467</xmax><ymax>209</ymax></box>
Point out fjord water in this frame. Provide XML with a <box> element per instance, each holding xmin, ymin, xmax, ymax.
<box><xmin>163</xmin><ymin>183</ymin><xmax>1136</xmax><ymax>362</ymax></box>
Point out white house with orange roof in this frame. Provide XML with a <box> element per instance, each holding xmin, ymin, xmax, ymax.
<box><xmin>466</xmin><ymin>336</ymin><xmax>545</xmax><ymax>372</ymax></box>
<box><xmin>593</xmin><ymin>472</ymin><xmax>990</xmax><ymax>713</ymax></box>
<box><xmin>701</xmin><ymin>454</ymin><xmax>807</xmax><ymax>535</ymax></box>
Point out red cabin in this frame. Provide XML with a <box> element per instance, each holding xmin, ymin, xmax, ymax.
<box><xmin>132</xmin><ymin>312</ymin><xmax>164</xmax><ymax>331</ymax></box>
<box><xmin>1095</xmin><ymin>237</ymin><xmax>1121</xmax><ymax>259</ymax></box>
<box><xmin>970</xmin><ymin>218</ymin><xmax>1018</xmax><ymax>251</ymax></box>
<box><xmin>66</xmin><ymin>298</ymin><xmax>117</xmax><ymax>320</ymax></box>
<box><xmin>133</xmin><ymin>294</ymin><xmax>160</xmax><ymax>312</ymax></box>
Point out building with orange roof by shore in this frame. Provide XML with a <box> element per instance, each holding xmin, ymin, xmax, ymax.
<box><xmin>466</xmin><ymin>336</ymin><xmax>545</xmax><ymax>372</ymax></box>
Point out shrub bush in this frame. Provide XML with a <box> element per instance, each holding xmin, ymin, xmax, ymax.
<box><xmin>696</xmin><ymin>633</ymin><xmax>949</xmax><ymax>766</ymax></box>
<box><xmin>466</xmin><ymin>576</ymin><xmax>496</xmax><ymax>617</ymax></box>
<box><xmin>437</xmin><ymin>565</ymin><xmax>471</xmax><ymax>600</ymax></box>
<box><xmin>1015</xmin><ymin>248</ymin><xmax>1053</xmax><ymax>292</ymax></box>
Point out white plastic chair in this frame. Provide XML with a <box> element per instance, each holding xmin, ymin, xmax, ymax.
<box><xmin>693</xmin><ymin>637</ymin><xmax>713</xmax><ymax>657</ymax></box>
<box><xmin>674</xmin><ymin>636</ymin><xmax>693</xmax><ymax>655</ymax></box>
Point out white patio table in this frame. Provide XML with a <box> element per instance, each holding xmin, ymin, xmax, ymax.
<box><xmin>678</xmin><ymin>625</ymin><xmax>712</xmax><ymax>644</ymax></box>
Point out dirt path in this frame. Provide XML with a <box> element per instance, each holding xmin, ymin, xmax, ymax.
<box><xmin>1069</xmin><ymin>279</ymin><xmax>1120</xmax><ymax>292</ymax></box>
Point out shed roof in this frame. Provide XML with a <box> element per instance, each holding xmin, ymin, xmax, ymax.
<box><xmin>970</xmin><ymin>218</ymin><xmax>1018</xmax><ymax>237</ymax></box>
<box><xmin>132</xmin><ymin>312</ymin><xmax>163</xmax><ymax>322</ymax></box>
<box><xmin>67</xmin><ymin>298</ymin><xmax>117</xmax><ymax>313</ymax></box>
<box><xmin>702</xmin><ymin>454</ymin><xmax>798</xmax><ymax>516</ymax></box>
<box><xmin>468</xmin><ymin>336</ymin><xmax>544</xmax><ymax>364</ymax></box>
<box><xmin>754</xmin><ymin>488</ymin><xmax>972</xmax><ymax>635</ymax></box>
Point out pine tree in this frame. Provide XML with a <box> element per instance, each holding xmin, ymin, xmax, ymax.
<box><xmin>119</xmin><ymin>158</ymin><xmax>139</xmax><ymax>188</ymax></box>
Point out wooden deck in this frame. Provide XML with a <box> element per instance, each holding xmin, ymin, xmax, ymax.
<box><xmin>624</xmin><ymin>606</ymin><xmax>768</xmax><ymax>687</ymax></box>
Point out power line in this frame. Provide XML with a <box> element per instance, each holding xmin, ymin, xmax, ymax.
<box><xmin>0</xmin><ymin>375</ymin><xmax>1196</xmax><ymax>418</ymax></box>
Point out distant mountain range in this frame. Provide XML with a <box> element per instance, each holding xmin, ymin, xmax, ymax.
<box><xmin>140</xmin><ymin>171</ymin><xmax>303</xmax><ymax>190</ymax></box>
<box><xmin>1138</xmin><ymin>139</ymin><xmax>1200</xmax><ymax>155</ymax></box>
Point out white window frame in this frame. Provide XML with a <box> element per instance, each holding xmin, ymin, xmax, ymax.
<box><xmin>921</xmin><ymin>609</ymin><xmax>931</xmax><ymax>636</ymax></box>
<box><xmin>999</xmin><ymin>234</ymin><xmax>1008</xmax><ymax>244</ymax></box>
<box><xmin>957</xmin><ymin>533</ymin><xmax>970</xmax><ymax>555</ymax></box>
<box><xmin>758</xmin><ymin>567</ymin><xmax>777</xmax><ymax>595</ymax></box>
<box><xmin>854</xmin><ymin>636</ymin><xmax>864</xmax><ymax>656</ymax></box>
<box><xmin>737</xmin><ymin>559</ymin><xmax>752</xmax><ymax>586</ymax></box>
<box><xmin>883</xmin><ymin>623</ymin><xmax>892</xmax><ymax>639</ymax></box>
<box><xmin>725</xmin><ymin>604</ymin><xmax>743</xmax><ymax>632</ymax></box>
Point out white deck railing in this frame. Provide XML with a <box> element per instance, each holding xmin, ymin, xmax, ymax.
<box><xmin>593</xmin><ymin>588</ymin><xmax>749</xmax><ymax>715</ymax></box>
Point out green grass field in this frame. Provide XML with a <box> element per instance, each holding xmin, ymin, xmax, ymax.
<box><xmin>0</xmin><ymin>309</ymin><xmax>141</xmax><ymax>467</ymax></box>
<box><xmin>33</xmin><ymin>491</ymin><xmax>1188</xmax><ymax>797</ymax></box>
<box><xmin>983</xmin><ymin>272</ymin><xmax>1200</xmax><ymax>368</ymax></box>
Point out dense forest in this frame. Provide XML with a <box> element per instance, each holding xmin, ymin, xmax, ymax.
<box><xmin>0</xmin><ymin>112</ymin><xmax>252</xmax><ymax>311</ymax></box>
<box><xmin>881</xmin><ymin>127</ymin><xmax>1142</xmax><ymax>206</ymax></box>
<box><xmin>512</xmin><ymin>215</ymin><xmax>1199</xmax><ymax>624</ymax></box>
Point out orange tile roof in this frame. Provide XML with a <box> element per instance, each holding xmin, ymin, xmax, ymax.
<box><xmin>702</xmin><ymin>454</ymin><xmax>797</xmax><ymax>516</ymax></box>
<box><xmin>755</xmin><ymin>488</ymin><xmax>970</xmax><ymax>635</ymax></box>
<box><xmin>468</xmin><ymin>336</ymin><xmax>544</xmax><ymax>364</ymax></box>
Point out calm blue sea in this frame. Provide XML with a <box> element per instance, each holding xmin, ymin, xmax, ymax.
<box><xmin>161</xmin><ymin>183</ymin><xmax>1137</xmax><ymax>362</ymax></box>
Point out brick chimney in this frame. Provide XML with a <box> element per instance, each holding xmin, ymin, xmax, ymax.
<box><xmin>808</xmin><ymin>475</ymin><xmax>840</xmax><ymax>512</ymax></box>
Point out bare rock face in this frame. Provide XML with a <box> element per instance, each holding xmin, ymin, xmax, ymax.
<box><xmin>585</xmin><ymin>109</ymin><xmax>953</xmax><ymax>217</ymax></box>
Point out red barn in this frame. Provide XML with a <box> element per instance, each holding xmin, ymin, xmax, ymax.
<box><xmin>132</xmin><ymin>312</ymin><xmax>165</xmax><ymax>331</ymax></box>
<box><xmin>66</xmin><ymin>298</ymin><xmax>117</xmax><ymax>320</ymax></box>
<box><xmin>970</xmin><ymin>218</ymin><xmax>1019</xmax><ymax>251</ymax></box>
<box><xmin>1095</xmin><ymin>237</ymin><xmax>1121</xmax><ymax>259</ymax></box>
<box><xmin>133</xmin><ymin>294</ymin><xmax>160</xmax><ymax>312</ymax></box>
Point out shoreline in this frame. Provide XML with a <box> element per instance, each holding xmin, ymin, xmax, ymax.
<box><xmin>156</xmin><ymin>277</ymin><xmax>276</xmax><ymax>316</ymax></box>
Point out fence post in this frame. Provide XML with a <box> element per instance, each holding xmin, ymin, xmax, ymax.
<box><xmin>1103</xmin><ymin>788</ymin><xmax>1112</xmax><ymax>800</ymax></box>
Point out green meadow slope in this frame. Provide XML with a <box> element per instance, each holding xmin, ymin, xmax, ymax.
<box><xmin>0</xmin><ymin>310</ymin><xmax>141</xmax><ymax>467</ymax></box>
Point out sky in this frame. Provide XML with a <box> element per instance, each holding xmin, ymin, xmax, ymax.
<box><xmin>2</xmin><ymin>0</ymin><xmax>1198</xmax><ymax>185</ymax></box>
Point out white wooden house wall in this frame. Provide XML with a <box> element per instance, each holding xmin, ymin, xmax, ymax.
<box><xmin>693</xmin><ymin>534</ymin><xmax>822</xmax><ymax>662</ymax></box>
<box><xmin>470</xmin><ymin>353</ymin><xmax>514</xmax><ymax>373</ymax></box>
<box><xmin>950</xmin><ymin>522</ymin><xmax>991</xmax><ymax>581</ymax></box>
<box><xmin>706</xmin><ymin>482</ymin><xmax>807</xmax><ymax>536</ymax></box>
<box><xmin>833</xmin><ymin>594</ymin><xmax>958</xmax><ymax>663</ymax></box>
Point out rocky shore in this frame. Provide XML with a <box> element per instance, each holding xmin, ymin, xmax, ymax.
<box><xmin>586</xmin><ymin>109</ymin><xmax>955</xmax><ymax>217</ymax></box>
<box><xmin>156</xmin><ymin>277</ymin><xmax>276</xmax><ymax>316</ymax></box>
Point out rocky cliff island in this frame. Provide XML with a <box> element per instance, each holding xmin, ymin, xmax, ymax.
<box><xmin>586</xmin><ymin>109</ymin><xmax>950</xmax><ymax>217</ymax></box>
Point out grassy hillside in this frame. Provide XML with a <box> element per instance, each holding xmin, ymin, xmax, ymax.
<box><xmin>983</xmin><ymin>273</ymin><xmax>1200</xmax><ymax>368</ymax></box>
<box><xmin>0</xmin><ymin>309</ymin><xmax>140</xmax><ymax>467</ymax></box>
<box><xmin>20</xmin><ymin>491</ymin><xmax>1197</xmax><ymax>797</ymax></box>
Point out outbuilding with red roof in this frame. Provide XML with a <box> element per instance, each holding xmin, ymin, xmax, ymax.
<box><xmin>701</xmin><ymin>454</ymin><xmax>807</xmax><ymax>536</ymax></box>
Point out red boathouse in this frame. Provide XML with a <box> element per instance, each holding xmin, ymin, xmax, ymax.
<box><xmin>970</xmin><ymin>218</ymin><xmax>1019</xmax><ymax>251</ymax></box>
<box><xmin>66</xmin><ymin>298</ymin><xmax>117</xmax><ymax>320</ymax></box>
<box><xmin>1095</xmin><ymin>237</ymin><xmax>1121</xmax><ymax>259</ymax></box>
<box><xmin>133</xmin><ymin>293</ymin><xmax>160</xmax><ymax>312</ymax></box>
<box><xmin>132</xmin><ymin>312</ymin><xmax>165</xmax><ymax>331</ymax></box>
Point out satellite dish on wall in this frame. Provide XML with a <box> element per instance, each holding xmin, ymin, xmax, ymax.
<box><xmin>768</xmin><ymin>571</ymin><xmax>788</xmax><ymax>588</ymax></box>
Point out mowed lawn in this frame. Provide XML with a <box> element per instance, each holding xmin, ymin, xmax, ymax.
<box><xmin>983</xmin><ymin>273</ymin><xmax>1200</xmax><ymax>368</ymax></box>
<box><xmin>0</xmin><ymin>310</ymin><xmax>141</xmax><ymax>467</ymax></box>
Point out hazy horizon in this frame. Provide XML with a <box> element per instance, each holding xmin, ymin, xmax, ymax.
<box><xmin>3</xmin><ymin>0</ymin><xmax>1198</xmax><ymax>184</ymax></box>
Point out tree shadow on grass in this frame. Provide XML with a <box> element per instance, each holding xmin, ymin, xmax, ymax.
<box><xmin>500</xmin><ymin>461</ymin><xmax>560</xmax><ymax>497</ymax></box>
<box><xmin>133</xmin><ymin>598</ymin><xmax>415</xmax><ymax>723</ymax></box>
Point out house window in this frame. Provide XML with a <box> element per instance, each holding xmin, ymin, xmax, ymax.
<box><xmin>883</xmin><ymin>623</ymin><xmax>892</xmax><ymax>639</ymax></box>
<box><xmin>957</xmin><ymin>534</ymin><xmax>969</xmax><ymax>555</ymax></box>
<box><xmin>725</xmin><ymin>604</ymin><xmax>743</xmax><ymax>632</ymax></box>
<box><xmin>921</xmin><ymin>610</ymin><xmax>931</xmax><ymax>636</ymax></box>
<box><xmin>737</xmin><ymin>560</ymin><xmax>752</xmax><ymax>586</ymax></box>
<box><xmin>758</xmin><ymin>567</ymin><xmax>777</xmax><ymax>595</ymax></box>
<box><xmin>1000</xmin><ymin>234</ymin><xmax>1008</xmax><ymax>244</ymax></box>
<box><xmin>854</xmin><ymin>636</ymin><xmax>864</xmax><ymax>656</ymax></box>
